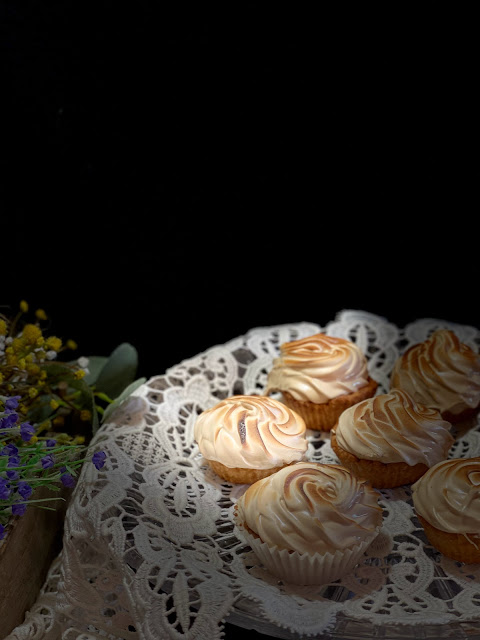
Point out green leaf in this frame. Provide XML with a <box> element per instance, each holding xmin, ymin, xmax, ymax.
<box><xmin>42</xmin><ymin>362</ymin><xmax>77</xmax><ymax>381</ymax></box>
<box><xmin>83</xmin><ymin>356</ymin><xmax>109</xmax><ymax>386</ymax></box>
<box><xmin>101</xmin><ymin>377</ymin><xmax>147</xmax><ymax>424</ymax></box>
<box><xmin>27</xmin><ymin>394</ymin><xmax>56</xmax><ymax>425</ymax></box>
<box><xmin>94</xmin><ymin>343</ymin><xmax>139</xmax><ymax>399</ymax></box>
<box><xmin>43</xmin><ymin>484</ymin><xmax>62</xmax><ymax>492</ymax></box>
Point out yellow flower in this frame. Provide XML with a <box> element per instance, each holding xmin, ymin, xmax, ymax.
<box><xmin>11</xmin><ymin>337</ymin><xmax>25</xmax><ymax>354</ymax></box>
<box><xmin>50</xmin><ymin>399</ymin><xmax>59</xmax><ymax>410</ymax></box>
<box><xmin>6</xmin><ymin>353</ymin><xmax>17</xmax><ymax>366</ymax></box>
<box><xmin>28</xmin><ymin>387</ymin><xmax>39</xmax><ymax>399</ymax></box>
<box><xmin>17</xmin><ymin>357</ymin><xmax>26</xmax><ymax>370</ymax></box>
<box><xmin>20</xmin><ymin>300</ymin><xmax>29</xmax><ymax>313</ymax></box>
<box><xmin>45</xmin><ymin>336</ymin><xmax>62</xmax><ymax>352</ymax></box>
<box><xmin>36</xmin><ymin>336</ymin><xmax>45</xmax><ymax>347</ymax></box>
<box><xmin>40</xmin><ymin>370</ymin><xmax>47</xmax><ymax>380</ymax></box>
<box><xmin>35</xmin><ymin>308</ymin><xmax>48</xmax><ymax>321</ymax></box>
<box><xmin>53</xmin><ymin>415</ymin><xmax>65</xmax><ymax>427</ymax></box>
<box><xmin>0</xmin><ymin>373</ymin><xmax>3</xmax><ymax>383</ymax></box>
<box><xmin>80</xmin><ymin>409</ymin><xmax>92</xmax><ymax>422</ymax></box>
<box><xmin>74</xmin><ymin>369</ymin><xmax>86</xmax><ymax>380</ymax></box>
<box><xmin>73</xmin><ymin>435</ymin><xmax>85</xmax><ymax>444</ymax></box>
<box><xmin>23</xmin><ymin>324</ymin><xmax>42</xmax><ymax>345</ymax></box>
<box><xmin>0</xmin><ymin>319</ymin><xmax>7</xmax><ymax>335</ymax></box>
<box><xmin>30</xmin><ymin>435</ymin><xmax>38</xmax><ymax>445</ymax></box>
<box><xmin>26</xmin><ymin>362</ymin><xmax>40</xmax><ymax>375</ymax></box>
<box><xmin>66</xmin><ymin>339</ymin><xmax>78</xmax><ymax>350</ymax></box>
<box><xmin>18</xmin><ymin>404</ymin><xmax>28</xmax><ymax>414</ymax></box>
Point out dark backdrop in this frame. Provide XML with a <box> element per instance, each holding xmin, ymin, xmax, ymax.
<box><xmin>1</xmin><ymin>2</ymin><xmax>477</xmax><ymax>638</ymax></box>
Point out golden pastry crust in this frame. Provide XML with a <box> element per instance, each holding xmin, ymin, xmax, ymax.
<box><xmin>331</xmin><ymin>431</ymin><xmax>428</xmax><ymax>488</ymax></box>
<box><xmin>417</xmin><ymin>514</ymin><xmax>480</xmax><ymax>563</ymax></box>
<box><xmin>281</xmin><ymin>376</ymin><xmax>378</xmax><ymax>431</ymax></box>
<box><xmin>206</xmin><ymin>459</ymin><xmax>298</xmax><ymax>484</ymax></box>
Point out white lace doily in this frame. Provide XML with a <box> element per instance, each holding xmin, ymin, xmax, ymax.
<box><xmin>8</xmin><ymin>310</ymin><xmax>480</xmax><ymax>640</ymax></box>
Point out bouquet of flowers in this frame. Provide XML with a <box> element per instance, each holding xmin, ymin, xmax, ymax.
<box><xmin>0</xmin><ymin>301</ymin><xmax>145</xmax><ymax>541</ymax></box>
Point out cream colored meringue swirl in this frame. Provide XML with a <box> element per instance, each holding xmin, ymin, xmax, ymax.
<box><xmin>265</xmin><ymin>333</ymin><xmax>370</xmax><ymax>403</ymax></box>
<box><xmin>236</xmin><ymin>462</ymin><xmax>382</xmax><ymax>555</ymax></box>
<box><xmin>412</xmin><ymin>457</ymin><xmax>480</xmax><ymax>534</ymax></box>
<box><xmin>194</xmin><ymin>395</ymin><xmax>307</xmax><ymax>469</ymax></box>
<box><xmin>390</xmin><ymin>329</ymin><xmax>480</xmax><ymax>416</ymax></box>
<box><xmin>333</xmin><ymin>389</ymin><xmax>454</xmax><ymax>466</ymax></box>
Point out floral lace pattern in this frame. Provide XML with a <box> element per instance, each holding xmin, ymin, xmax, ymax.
<box><xmin>8</xmin><ymin>310</ymin><xmax>480</xmax><ymax>640</ymax></box>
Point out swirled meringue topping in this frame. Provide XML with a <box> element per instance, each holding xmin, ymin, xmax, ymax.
<box><xmin>265</xmin><ymin>333</ymin><xmax>371</xmax><ymax>403</ymax></box>
<box><xmin>332</xmin><ymin>389</ymin><xmax>454</xmax><ymax>466</ymax></box>
<box><xmin>236</xmin><ymin>462</ymin><xmax>382</xmax><ymax>554</ymax></box>
<box><xmin>412</xmin><ymin>457</ymin><xmax>480</xmax><ymax>535</ymax></box>
<box><xmin>194</xmin><ymin>395</ymin><xmax>307</xmax><ymax>469</ymax></box>
<box><xmin>390</xmin><ymin>329</ymin><xmax>480</xmax><ymax>416</ymax></box>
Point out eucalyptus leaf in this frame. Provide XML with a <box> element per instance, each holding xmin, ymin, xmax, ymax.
<box><xmin>27</xmin><ymin>394</ymin><xmax>57</xmax><ymax>425</ymax></box>
<box><xmin>82</xmin><ymin>356</ymin><xmax>109</xmax><ymax>386</ymax></box>
<box><xmin>101</xmin><ymin>377</ymin><xmax>146</xmax><ymax>424</ymax></box>
<box><xmin>94</xmin><ymin>343</ymin><xmax>139</xmax><ymax>399</ymax></box>
<box><xmin>42</xmin><ymin>362</ymin><xmax>77</xmax><ymax>381</ymax></box>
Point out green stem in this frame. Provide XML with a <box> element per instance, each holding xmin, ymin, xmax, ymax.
<box><xmin>14</xmin><ymin>497</ymin><xmax>66</xmax><ymax>505</ymax></box>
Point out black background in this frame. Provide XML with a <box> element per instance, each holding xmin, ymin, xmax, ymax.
<box><xmin>1</xmin><ymin>2</ymin><xmax>477</xmax><ymax>637</ymax></box>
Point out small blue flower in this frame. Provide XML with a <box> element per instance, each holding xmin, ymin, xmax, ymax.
<box><xmin>92</xmin><ymin>451</ymin><xmax>107</xmax><ymax>470</ymax></box>
<box><xmin>6</xmin><ymin>469</ymin><xmax>19</xmax><ymax>481</ymax></box>
<box><xmin>17</xmin><ymin>481</ymin><xmax>32</xmax><ymax>500</ymax></box>
<box><xmin>60</xmin><ymin>473</ymin><xmax>76</xmax><ymax>488</ymax></box>
<box><xmin>4</xmin><ymin>396</ymin><xmax>21</xmax><ymax>413</ymax></box>
<box><xmin>45</xmin><ymin>439</ymin><xmax>57</xmax><ymax>448</ymax></box>
<box><xmin>12</xmin><ymin>502</ymin><xmax>27</xmax><ymax>516</ymax></box>
<box><xmin>0</xmin><ymin>444</ymin><xmax>18</xmax><ymax>457</ymax></box>
<box><xmin>20</xmin><ymin>422</ymin><xmax>35</xmax><ymax>442</ymax></box>
<box><xmin>0</xmin><ymin>523</ymin><xmax>5</xmax><ymax>540</ymax></box>
<box><xmin>41</xmin><ymin>454</ymin><xmax>55</xmax><ymax>469</ymax></box>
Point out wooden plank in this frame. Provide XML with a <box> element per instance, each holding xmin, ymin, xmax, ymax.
<box><xmin>0</xmin><ymin>485</ymin><xmax>69</xmax><ymax>638</ymax></box>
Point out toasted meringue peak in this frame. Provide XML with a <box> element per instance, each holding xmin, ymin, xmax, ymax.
<box><xmin>332</xmin><ymin>389</ymin><xmax>454</xmax><ymax>466</ymax></box>
<box><xmin>194</xmin><ymin>395</ymin><xmax>307</xmax><ymax>470</ymax></box>
<box><xmin>265</xmin><ymin>333</ymin><xmax>371</xmax><ymax>403</ymax></box>
<box><xmin>390</xmin><ymin>329</ymin><xmax>480</xmax><ymax>417</ymax></box>
<box><xmin>412</xmin><ymin>457</ymin><xmax>480</xmax><ymax>534</ymax></box>
<box><xmin>236</xmin><ymin>461</ymin><xmax>382</xmax><ymax>555</ymax></box>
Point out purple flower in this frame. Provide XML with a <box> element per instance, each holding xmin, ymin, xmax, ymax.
<box><xmin>4</xmin><ymin>396</ymin><xmax>21</xmax><ymax>413</ymax></box>
<box><xmin>20</xmin><ymin>422</ymin><xmax>35</xmax><ymax>442</ymax></box>
<box><xmin>0</xmin><ymin>444</ymin><xmax>18</xmax><ymax>457</ymax></box>
<box><xmin>92</xmin><ymin>451</ymin><xmax>107</xmax><ymax>470</ymax></box>
<box><xmin>17</xmin><ymin>481</ymin><xmax>32</xmax><ymax>500</ymax></box>
<box><xmin>60</xmin><ymin>473</ymin><xmax>76</xmax><ymax>488</ymax></box>
<box><xmin>41</xmin><ymin>454</ymin><xmax>55</xmax><ymax>469</ymax></box>
<box><xmin>0</xmin><ymin>523</ymin><xmax>5</xmax><ymax>540</ymax></box>
<box><xmin>0</xmin><ymin>413</ymin><xmax>18</xmax><ymax>429</ymax></box>
<box><xmin>8</xmin><ymin>455</ymin><xmax>21</xmax><ymax>468</ymax></box>
<box><xmin>6</xmin><ymin>469</ymin><xmax>19</xmax><ymax>481</ymax></box>
<box><xmin>0</xmin><ymin>479</ymin><xmax>11</xmax><ymax>500</ymax></box>
<box><xmin>45</xmin><ymin>439</ymin><xmax>57</xmax><ymax>448</ymax></box>
<box><xmin>12</xmin><ymin>502</ymin><xmax>27</xmax><ymax>516</ymax></box>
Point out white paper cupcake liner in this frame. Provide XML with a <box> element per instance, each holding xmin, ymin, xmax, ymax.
<box><xmin>235</xmin><ymin>516</ymin><xmax>380</xmax><ymax>586</ymax></box>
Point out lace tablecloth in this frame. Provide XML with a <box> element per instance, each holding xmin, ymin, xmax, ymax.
<box><xmin>8</xmin><ymin>310</ymin><xmax>480</xmax><ymax>640</ymax></box>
